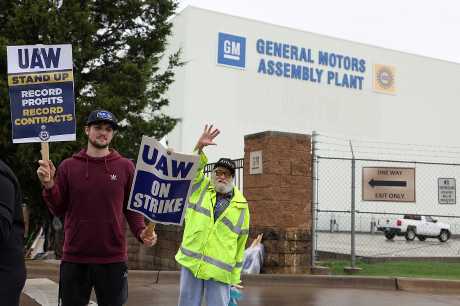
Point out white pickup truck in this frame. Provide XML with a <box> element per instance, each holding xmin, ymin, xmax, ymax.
<box><xmin>377</xmin><ymin>215</ymin><xmax>451</xmax><ymax>242</ymax></box>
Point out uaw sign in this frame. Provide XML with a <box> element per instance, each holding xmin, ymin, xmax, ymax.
<box><xmin>7</xmin><ymin>44</ymin><xmax>76</xmax><ymax>143</ymax></box>
<box><xmin>362</xmin><ymin>167</ymin><xmax>415</xmax><ymax>202</ymax></box>
<box><xmin>127</xmin><ymin>136</ymin><xmax>200</xmax><ymax>225</ymax></box>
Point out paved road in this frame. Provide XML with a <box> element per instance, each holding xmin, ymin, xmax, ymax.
<box><xmin>22</xmin><ymin>262</ymin><xmax>460</xmax><ymax>306</ymax></box>
<box><xmin>98</xmin><ymin>283</ymin><xmax>460</xmax><ymax>306</ymax></box>
<box><xmin>21</xmin><ymin>279</ymin><xmax>460</xmax><ymax>306</ymax></box>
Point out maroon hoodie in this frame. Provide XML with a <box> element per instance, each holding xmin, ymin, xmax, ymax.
<box><xmin>43</xmin><ymin>149</ymin><xmax>145</xmax><ymax>264</ymax></box>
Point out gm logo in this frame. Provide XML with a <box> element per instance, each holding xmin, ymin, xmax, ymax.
<box><xmin>217</xmin><ymin>32</ymin><xmax>246</xmax><ymax>69</ymax></box>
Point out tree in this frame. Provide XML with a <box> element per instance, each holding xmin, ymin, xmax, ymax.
<box><xmin>0</xmin><ymin>0</ymin><xmax>182</xmax><ymax>229</ymax></box>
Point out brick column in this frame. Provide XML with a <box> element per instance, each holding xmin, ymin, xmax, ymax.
<box><xmin>244</xmin><ymin>131</ymin><xmax>312</xmax><ymax>273</ymax></box>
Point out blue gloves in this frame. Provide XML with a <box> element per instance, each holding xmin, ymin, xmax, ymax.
<box><xmin>228</xmin><ymin>286</ymin><xmax>243</xmax><ymax>306</ymax></box>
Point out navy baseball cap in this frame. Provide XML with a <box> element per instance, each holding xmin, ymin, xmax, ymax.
<box><xmin>86</xmin><ymin>110</ymin><xmax>118</xmax><ymax>129</ymax></box>
<box><xmin>213</xmin><ymin>158</ymin><xmax>236</xmax><ymax>176</ymax></box>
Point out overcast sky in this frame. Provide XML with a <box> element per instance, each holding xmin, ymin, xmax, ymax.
<box><xmin>177</xmin><ymin>0</ymin><xmax>460</xmax><ymax>64</ymax></box>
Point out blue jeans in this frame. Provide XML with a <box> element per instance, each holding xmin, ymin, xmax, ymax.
<box><xmin>178</xmin><ymin>266</ymin><xmax>230</xmax><ymax>306</ymax></box>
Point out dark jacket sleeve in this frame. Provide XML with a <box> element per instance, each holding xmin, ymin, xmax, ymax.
<box><xmin>0</xmin><ymin>174</ymin><xmax>15</xmax><ymax>244</ymax></box>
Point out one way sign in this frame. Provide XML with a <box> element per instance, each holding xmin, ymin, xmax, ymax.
<box><xmin>362</xmin><ymin>167</ymin><xmax>415</xmax><ymax>202</ymax></box>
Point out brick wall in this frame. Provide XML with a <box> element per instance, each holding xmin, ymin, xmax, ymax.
<box><xmin>244</xmin><ymin>131</ymin><xmax>312</xmax><ymax>273</ymax></box>
<box><xmin>127</xmin><ymin>224</ymin><xmax>182</xmax><ymax>270</ymax></box>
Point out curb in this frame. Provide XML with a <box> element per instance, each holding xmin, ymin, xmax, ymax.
<box><xmin>396</xmin><ymin>277</ymin><xmax>460</xmax><ymax>294</ymax></box>
<box><xmin>242</xmin><ymin>274</ymin><xmax>396</xmax><ymax>290</ymax></box>
<box><xmin>26</xmin><ymin>261</ymin><xmax>460</xmax><ymax>294</ymax></box>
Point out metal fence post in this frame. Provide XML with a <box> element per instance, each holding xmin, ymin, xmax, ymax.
<box><xmin>311</xmin><ymin>131</ymin><xmax>318</xmax><ymax>266</ymax></box>
<box><xmin>349</xmin><ymin>141</ymin><xmax>356</xmax><ymax>268</ymax></box>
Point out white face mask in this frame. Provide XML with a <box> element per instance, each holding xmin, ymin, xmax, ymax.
<box><xmin>211</xmin><ymin>172</ymin><xmax>234</xmax><ymax>194</ymax></box>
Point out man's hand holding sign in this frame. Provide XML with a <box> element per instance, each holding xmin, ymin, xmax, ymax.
<box><xmin>36</xmin><ymin>160</ymin><xmax>56</xmax><ymax>189</ymax></box>
<box><xmin>140</xmin><ymin>222</ymin><xmax>158</xmax><ymax>247</ymax></box>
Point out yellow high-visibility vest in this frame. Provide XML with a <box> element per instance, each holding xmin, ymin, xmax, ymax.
<box><xmin>175</xmin><ymin>152</ymin><xmax>250</xmax><ymax>285</ymax></box>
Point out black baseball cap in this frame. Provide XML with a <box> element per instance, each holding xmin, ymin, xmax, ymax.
<box><xmin>86</xmin><ymin>110</ymin><xmax>118</xmax><ymax>129</ymax></box>
<box><xmin>213</xmin><ymin>158</ymin><xmax>236</xmax><ymax>176</ymax></box>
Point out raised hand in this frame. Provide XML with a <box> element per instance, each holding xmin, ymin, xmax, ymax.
<box><xmin>195</xmin><ymin>124</ymin><xmax>220</xmax><ymax>152</ymax></box>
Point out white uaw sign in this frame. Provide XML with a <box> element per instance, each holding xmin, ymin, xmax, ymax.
<box><xmin>362</xmin><ymin>167</ymin><xmax>415</xmax><ymax>202</ymax></box>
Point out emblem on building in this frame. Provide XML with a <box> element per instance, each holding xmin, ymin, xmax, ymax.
<box><xmin>217</xmin><ymin>32</ymin><xmax>246</xmax><ymax>69</ymax></box>
<box><xmin>373</xmin><ymin>64</ymin><xmax>396</xmax><ymax>94</ymax></box>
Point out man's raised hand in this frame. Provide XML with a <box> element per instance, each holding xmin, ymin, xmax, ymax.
<box><xmin>195</xmin><ymin>124</ymin><xmax>220</xmax><ymax>152</ymax></box>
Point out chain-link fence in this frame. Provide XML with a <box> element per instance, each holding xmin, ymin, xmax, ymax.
<box><xmin>313</xmin><ymin>154</ymin><xmax>460</xmax><ymax>265</ymax></box>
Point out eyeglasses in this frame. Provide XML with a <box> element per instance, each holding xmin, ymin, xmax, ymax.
<box><xmin>214</xmin><ymin>169</ymin><xmax>232</xmax><ymax>178</ymax></box>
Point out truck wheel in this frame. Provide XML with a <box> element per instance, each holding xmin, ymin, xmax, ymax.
<box><xmin>405</xmin><ymin>228</ymin><xmax>416</xmax><ymax>241</ymax></box>
<box><xmin>438</xmin><ymin>230</ymin><xmax>450</xmax><ymax>242</ymax></box>
<box><xmin>385</xmin><ymin>232</ymin><xmax>395</xmax><ymax>240</ymax></box>
<box><xmin>417</xmin><ymin>236</ymin><xmax>426</xmax><ymax>241</ymax></box>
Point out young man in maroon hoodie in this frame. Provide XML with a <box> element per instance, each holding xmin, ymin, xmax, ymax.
<box><xmin>37</xmin><ymin>109</ymin><xmax>157</xmax><ymax>306</ymax></box>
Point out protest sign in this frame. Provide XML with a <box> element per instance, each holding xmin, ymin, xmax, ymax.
<box><xmin>7</xmin><ymin>44</ymin><xmax>76</xmax><ymax>143</ymax></box>
<box><xmin>127</xmin><ymin>136</ymin><xmax>200</xmax><ymax>225</ymax></box>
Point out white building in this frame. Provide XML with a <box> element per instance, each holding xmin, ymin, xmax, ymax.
<box><xmin>164</xmin><ymin>6</ymin><xmax>460</xmax><ymax>164</ymax></box>
<box><xmin>162</xmin><ymin>6</ymin><xmax>460</xmax><ymax>234</ymax></box>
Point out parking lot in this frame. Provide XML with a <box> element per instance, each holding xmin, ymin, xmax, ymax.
<box><xmin>316</xmin><ymin>232</ymin><xmax>460</xmax><ymax>258</ymax></box>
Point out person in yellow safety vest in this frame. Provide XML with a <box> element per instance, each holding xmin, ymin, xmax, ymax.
<box><xmin>176</xmin><ymin>124</ymin><xmax>250</xmax><ymax>306</ymax></box>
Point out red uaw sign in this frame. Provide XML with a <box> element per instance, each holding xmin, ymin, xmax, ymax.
<box><xmin>362</xmin><ymin>167</ymin><xmax>415</xmax><ymax>202</ymax></box>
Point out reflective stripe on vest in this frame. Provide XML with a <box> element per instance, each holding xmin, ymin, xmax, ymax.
<box><xmin>188</xmin><ymin>182</ymin><xmax>248</xmax><ymax>236</ymax></box>
<box><xmin>190</xmin><ymin>175</ymin><xmax>204</xmax><ymax>194</ymax></box>
<box><xmin>180</xmin><ymin>246</ymin><xmax>234</xmax><ymax>272</ymax></box>
<box><xmin>240</xmin><ymin>229</ymin><xmax>249</xmax><ymax>235</ymax></box>
<box><xmin>221</xmin><ymin>208</ymin><xmax>248</xmax><ymax>236</ymax></box>
<box><xmin>188</xmin><ymin>182</ymin><xmax>211</xmax><ymax>217</ymax></box>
